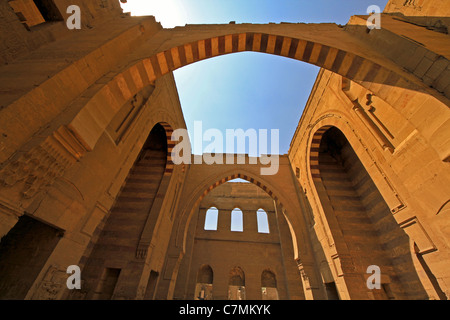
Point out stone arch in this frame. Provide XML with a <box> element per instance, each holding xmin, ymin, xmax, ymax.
<box><xmin>187</xmin><ymin>172</ymin><xmax>282</xmax><ymax>215</ymax></box>
<box><xmin>197</xmin><ymin>264</ymin><xmax>214</xmax><ymax>284</ymax></box>
<box><xmin>306</xmin><ymin>113</ymin><xmax>407</xmax><ymax>215</ymax></box>
<box><xmin>135</xmin><ymin>121</ymin><xmax>178</xmax><ymax>259</ymax></box>
<box><xmin>307</xmin><ymin>124</ymin><xmax>429</xmax><ymax>299</ymax></box>
<box><xmin>261</xmin><ymin>269</ymin><xmax>279</xmax><ymax>300</ymax></box>
<box><xmin>75</xmin><ymin>120</ymin><xmax>178</xmax><ymax>300</ymax></box>
<box><xmin>4</xmin><ymin>23</ymin><xmax>449</xmax><ymax>219</ymax></box>
<box><xmin>175</xmin><ymin>171</ymin><xmax>292</xmax><ymax>253</ymax></box>
<box><xmin>65</xmin><ymin>26</ymin><xmax>449</xmax><ymax>158</ymax></box>
<box><xmin>195</xmin><ymin>264</ymin><xmax>214</xmax><ymax>300</ymax></box>
<box><xmin>158</xmin><ymin>121</ymin><xmax>175</xmax><ymax>175</ymax></box>
<box><xmin>309</xmin><ymin>125</ymin><xmax>334</xmax><ymax>182</ymax></box>
<box><xmin>135</xmin><ymin>120</ymin><xmax>176</xmax><ymax>175</ymax></box>
<box><xmin>145</xmin><ymin>28</ymin><xmax>437</xmax><ymax>102</ymax></box>
<box><xmin>261</xmin><ymin>269</ymin><xmax>277</xmax><ymax>288</ymax></box>
<box><xmin>229</xmin><ymin>266</ymin><xmax>245</xmax><ymax>286</ymax></box>
<box><xmin>163</xmin><ymin>163</ymin><xmax>325</xmax><ymax>300</ymax></box>
<box><xmin>148</xmin><ymin>32</ymin><xmax>391</xmax><ymax>86</ymax></box>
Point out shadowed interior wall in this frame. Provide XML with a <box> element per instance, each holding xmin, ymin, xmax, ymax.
<box><xmin>174</xmin><ymin>182</ymin><xmax>304</xmax><ymax>300</ymax></box>
<box><xmin>0</xmin><ymin>215</ymin><xmax>61</xmax><ymax>299</ymax></box>
<box><xmin>317</xmin><ymin>127</ymin><xmax>427</xmax><ymax>299</ymax></box>
<box><xmin>80</xmin><ymin>124</ymin><xmax>168</xmax><ymax>300</ymax></box>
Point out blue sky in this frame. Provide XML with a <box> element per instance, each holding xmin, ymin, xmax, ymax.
<box><xmin>121</xmin><ymin>0</ymin><xmax>389</xmax><ymax>155</ymax></box>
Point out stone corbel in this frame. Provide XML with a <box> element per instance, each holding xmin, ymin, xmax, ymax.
<box><xmin>136</xmin><ymin>241</ymin><xmax>151</xmax><ymax>260</ymax></box>
<box><xmin>399</xmin><ymin>216</ymin><xmax>437</xmax><ymax>255</ymax></box>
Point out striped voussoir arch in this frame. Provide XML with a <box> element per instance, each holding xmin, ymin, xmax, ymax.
<box><xmin>68</xmin><ymin>32</ymin><xmax>404</xmax><ymax>155</ymax></box>
<box><xmin>143</xmin><ymin>32</ymin><xmax>397</xmax><ymax>87</ymax></box>
<box><xmin>309</xmin><ymin>125</ymin><xmax>333</xmax><ymax>181</ymax></box>
<box><xmin>193</xmin><ymin>173</ymin><xmax>280</xmax><ymax>210</ymax></box>
<box><xmin>159</xmin><ymin>122</ymin><xmax>175</xmax><ymax>175</ymax></box>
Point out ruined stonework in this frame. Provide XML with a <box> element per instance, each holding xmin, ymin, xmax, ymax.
<box><xmin>0</xmin><ymin>0</ymin><xmax>449</xmax><ymax>300</ymax></box>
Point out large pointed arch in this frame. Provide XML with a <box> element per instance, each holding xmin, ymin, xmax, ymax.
<box><xmin>66</xmin><ymin>24</ymin><xmax>449</xmax><ymax>155</ymax></box>
<box><xmin>307</xmin><ymin>123</ymin><xmax>429</xmax><ymax>299</ymax></box>
<box><xmin>78</xmin><ymin>120</ymin><xmax>177</xmax><ymax>299</ymax></box>
<box><xmin>160</xmin><ymin>158</ymin><xmax>328</xmax><ymax>300</ymax></box>
<box><xmin>174</xmin><ymin>170</ymin><xmax>296</xmax><ymax>256</ymax></box>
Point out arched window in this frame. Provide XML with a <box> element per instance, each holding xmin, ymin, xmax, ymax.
<box><xmin>261</xmin><ymin>270</ymin><xmax>279</xmax><ymax>300</ymax></box>
<box><xmin>228</xmin><ymin>267</ymin><xmax>246</xmax><ymax>300</ymax></box>
<box><xmin>204</xmin><ymin>207</ymin><xmax>219</xmax><ymax>231</ymax></box>
<box><xmin>231</xmin><ymin>208</ymin><xmax>243</xmax><ymax>232</ymax></box>
<box><xmin>257</xmin><ymin>209</ymin><xmax>270</xmax><ymax>234</ymax></box>
<box><xmin>195</xmin><ymin>265</ymin><xmax>213</xmax><ymax>300</ymax></box>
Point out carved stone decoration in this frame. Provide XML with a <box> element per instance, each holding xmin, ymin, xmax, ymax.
<box><xmin>31</xmin><ymin>264</ymin><xmax>67</xmax><ymax>300</ymax></box>
<box><xmin>136</xmin><ymin>242</ymin><xmax>150</xmax><ymax>260</ymax></box>
<box><xmin>0</xmin><ymin>125</ymin><xmax>88</xmax><ymax>204</ymax></box>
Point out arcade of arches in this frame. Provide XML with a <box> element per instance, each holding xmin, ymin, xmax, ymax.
<box><xmin>0</xmin><ymin>0</ymin><xmax>449</xmax><ymax>300</ymax></box>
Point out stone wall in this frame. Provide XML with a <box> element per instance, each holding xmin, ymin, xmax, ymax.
<box><xmin>289</xmin><ymin>68</ymin><xmax>450</xmax><ymax>299</ymax></box>
<box><xmin>174</xmin><ymin>182</ymin><xmax>304</xmax><ymax>300</ymax></box>
<box><xmin>0</xmin><ymin>0</ymin><xmax>123</xmax><ymax>65</ymax></box>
